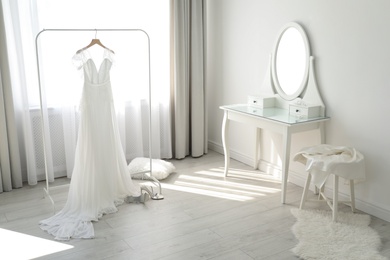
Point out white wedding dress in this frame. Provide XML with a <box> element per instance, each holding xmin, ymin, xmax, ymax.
<box><xmin>39</xmin><ymin>48</ymin><xmax>141</xmax><ymax>240</ymax></box>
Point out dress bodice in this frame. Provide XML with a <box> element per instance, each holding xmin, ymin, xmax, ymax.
<box><xmin>72</xmin><ymin>48</ymin><xmax>115</xmax><ymax>85</ymax></box>
<box><xmin>84</xmin><ymin>58</ymin><xmax>112</xmax><ymax>85</ymax></box>
<box><xmin>73</xmin><ymin>48</ymin><xmax>116</xmax><ymax>107</ymax></box>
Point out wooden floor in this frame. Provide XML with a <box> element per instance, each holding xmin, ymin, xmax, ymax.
<box><xmin>1</xmin><ymin>150</ymin><xmax>389</xmax><ymax>259</ymax></box>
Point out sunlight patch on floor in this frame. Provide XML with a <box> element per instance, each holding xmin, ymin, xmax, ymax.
<box><xmin>195</xmin><ymin>167</ymin><xmax>282</xmax><ymax>184</ymax></box>
<box><xmin>161</xmin><ymin>167</ymin><xmax>282</xmax><ymax>201</ymax></box>
<box><xmin>174</xmin><ymin>180</ymin><xmax>267</xmax><ymax>197</ymax></box>
<box><xmin>178</xmin><ymin>175</ymin><xmax>280</xmax><ymax>193</ymax></box>
<box><xmin>161</xmin><ymin>183</ymin><xmax>254</xmax><ymax>201</ymax></box>
<box><xmin>0</xmin><ymin>228</ymin><xmax>73</xmax><ymax>259</ymax></box>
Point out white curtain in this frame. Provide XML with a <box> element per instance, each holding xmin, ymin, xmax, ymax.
<box><xmin>0</xmin><ymin>1</ymin><xmax>35</xmax><ymax>190</ymax></box>
<box><xmin>0</xmin><ymin>0</ymin><xmax>172</xmax><ymax>188</ymax></box>
<box><xmin>171</xmin><ymin>0</ymin><xmax>207</xmax><ymax>159</ymax></box>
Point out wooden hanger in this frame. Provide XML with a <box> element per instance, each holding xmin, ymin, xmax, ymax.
<box><xmin>76</xmin><ymin>30</ymin><xmax>115</xmax><ymax>54</ymax></box>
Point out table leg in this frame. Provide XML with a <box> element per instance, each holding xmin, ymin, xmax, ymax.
<box><xmin>315</xmin><ymin>122</ymin><xmax>326</xmax><ymax>195</ymax></box>
<box><xmin>281</xmin><ymin>128</ymin><xmax>291</xmax><ymax>204</ymax></box>
<box><xmin>222</xmin><ymin>111</ymin><xmax>230</xmax><ymax>177</ymax></box>
<box><xmin>319</xmin><ymin>121</ymin><xmax>326</xmax><ymax>144</ymax></box>
<box><xmin>254</xmin><ymin>128</ymin><xmax>261</xmax><ymax>169</ymax></box>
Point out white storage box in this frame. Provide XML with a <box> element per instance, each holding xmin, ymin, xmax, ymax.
<box><xmin>247</xmin><ymin>95</ymin><xmax>275</xmax><ymax>108</ymax></box>
<box><xmin>289</xmin><ymin>103</ymin><xmax>320</xmax><ymax>118</ymax></box>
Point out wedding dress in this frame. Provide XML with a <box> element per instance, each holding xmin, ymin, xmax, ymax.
<box><xmin>39</xmin><ymin>48</ymin><xmax>141</xmax><ymax>240</ymax></box>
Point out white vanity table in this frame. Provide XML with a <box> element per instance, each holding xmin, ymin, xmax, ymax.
<box><xmin>220</xmin><ymin>22</ymin><xmax>329</xmax><ymax>204</ymax></box>
<box><xmin>220</xmin><ymin>105</ymin><xmax>329</xmax><ymax>204</ymax></box>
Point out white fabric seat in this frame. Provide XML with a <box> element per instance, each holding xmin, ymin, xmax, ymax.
<box><xmin>294</xmin><ymin>144</ymin><xmax>365</xmax><ymax>221</ymax></box>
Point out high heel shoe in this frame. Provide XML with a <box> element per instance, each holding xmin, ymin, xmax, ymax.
<box><xmin>141</xmin><ymin>184</ymin><xmax>164</xmax><ymax>200</ymax></box>
<box><xmin>140</xmin><ymin>184</ymin><xmax>154</xmax><ymax>198</ymax></box>
<box><xmin>125</xmin><ymin>186</ymin><xmax>151</xmax><ymax>204</ymax></box>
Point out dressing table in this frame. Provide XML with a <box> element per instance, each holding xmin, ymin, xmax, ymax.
<box><xmin>220</xmin><ymin>22</ymin><xmax>329</xmax><ymax>204</ymax></box>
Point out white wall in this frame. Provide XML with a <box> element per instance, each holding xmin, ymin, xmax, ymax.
<box><xmin>206</xmin><ymin>0</ymin><xmax>390</xmax><ymax>222</ymax></box>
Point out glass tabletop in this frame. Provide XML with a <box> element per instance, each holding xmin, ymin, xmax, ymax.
<box><xmin>221</xmin><ymin>104</ymin><xmax>329</xmax><ymax>124</ymax></box>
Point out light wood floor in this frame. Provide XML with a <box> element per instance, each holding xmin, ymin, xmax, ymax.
<box><xmin>1</xmin><ymin>150</ymin><xmax>389</xmax><ymax>259</ymax></box>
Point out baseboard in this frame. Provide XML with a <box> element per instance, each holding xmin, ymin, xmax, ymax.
<box><xmin>356</xmin><ymin>199</ymin><xmax>390</xmax><ymax>223</ymax></box>
<box><xmin>208</xmin><ymin>140</ymin><xmax>390</xmax><ymax>223</ymax></box>
<box><xmin>208</xmin><ymin>140</ymin><xmax>254</xmax><ymax>167</ymax></box>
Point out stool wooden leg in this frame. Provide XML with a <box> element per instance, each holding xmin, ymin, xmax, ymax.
<box><xmin>350</xmin><ymin>179</ymin><xmax>356</xmax><ymax>213</ymax></box>
<box><xmin>300</xmin><ymin>173</ymin><xmax>312</xmax><ymax>209</ymax></box>
<box><xmin>318</xmin><ymin>185</ymin><xmax>325</xmax><ymax>200</ymax></box>
<box><xmin>333</xmin><ymin>175</ymin><xmax>339</xmax><ymax>221</ymax></box>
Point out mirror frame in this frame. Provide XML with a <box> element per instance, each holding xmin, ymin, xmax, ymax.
<box><xmin>271</xmin><ymin>22</ymin><xmax>311</xmax><ymax>101</ymax></box>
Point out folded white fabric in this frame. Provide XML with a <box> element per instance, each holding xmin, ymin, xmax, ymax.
<box><xmin>293</xmin><ymin>144</ymin><xmax>365</xmax><ymax>188</ymax></box>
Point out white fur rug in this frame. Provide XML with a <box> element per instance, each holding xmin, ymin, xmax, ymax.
<box><xmin>291</xmin><ymin>208</ymin><xmax>386</xmax><ymax>260</ymax></box>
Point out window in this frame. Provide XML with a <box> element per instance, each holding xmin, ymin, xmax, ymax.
<box><xmin>34</xmin><ymin>0</ymin><xmax>170</xmax><ymax>108</ymax></box>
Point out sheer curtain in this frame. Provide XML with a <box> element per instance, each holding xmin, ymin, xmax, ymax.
<box><xmin>0</xmin><ymin>0</ymin><xmax>171</xmax><ymax>188</ymax></box>
<box><xmin>171</xmin><ymin>0</ymin><xmax>207</xmax><ymax>159</ymax></box>
<box><xmin>0</xmin><ymin>1</ymin><xmax>35</xmax><ymax>190</ymax></box>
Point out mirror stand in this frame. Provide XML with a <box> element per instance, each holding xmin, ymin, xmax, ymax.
<box><xmin>253</xmin><ymin>22</ymin><xmax>326</xmax><ymax>119</ymax></box>
<box><xmin>258</xmin><ymin>54</ymin><xmax>325</xmax><ymax>117</ymax></box>
<box><xmin>301</xmin><ymin>56</ymin><xmax>325</xmax><ymax>116</ymax></box>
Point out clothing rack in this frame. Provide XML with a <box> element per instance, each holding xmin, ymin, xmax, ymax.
<box><xmin>35</xmin><ymin>28</ymin><xmax>163</xmax><ymax>208</ymax></box>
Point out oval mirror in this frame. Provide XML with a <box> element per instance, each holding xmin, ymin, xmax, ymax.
<box><xmin>272</xmin><ymin>22</ymin><xmax>310</xmax><ymax>101</ymax></box>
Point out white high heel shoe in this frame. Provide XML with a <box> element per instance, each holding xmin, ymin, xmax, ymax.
<box><xmin>125</xmin><ymin>185</ymin><xmax>152</xmax><ymax>203</ymax></box>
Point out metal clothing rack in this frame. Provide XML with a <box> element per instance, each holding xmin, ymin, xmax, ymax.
<box><xmin>35</xmin><ymin>28</ymin><xmax>163</xmax><ymax>207</ymax></box>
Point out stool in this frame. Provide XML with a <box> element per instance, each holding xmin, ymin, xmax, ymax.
<box><xmin>294</xmin><ymin>145</ymin><xmax>365</xmax><ymax>221</ymax></box>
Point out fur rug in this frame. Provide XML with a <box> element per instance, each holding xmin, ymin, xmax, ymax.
<box><xmin>291</xmin><ymin>208</ymin><xmax>386</xmax><ymax>260</ymax></box>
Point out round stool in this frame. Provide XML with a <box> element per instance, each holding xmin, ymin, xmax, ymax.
<box><xmin>293</xmin><ymin>144</ymin><xmax>365</xmax><ymax>221</ymax></box>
